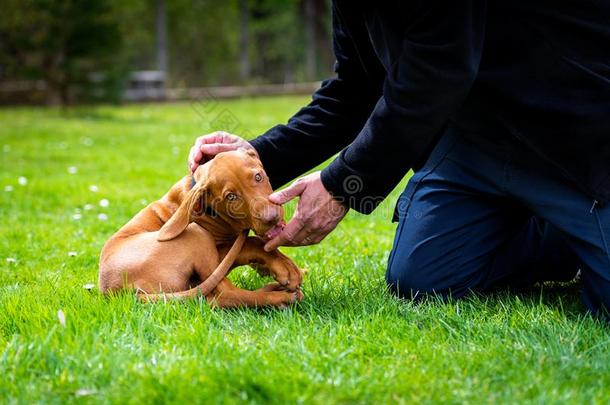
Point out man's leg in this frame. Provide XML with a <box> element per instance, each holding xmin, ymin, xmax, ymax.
<box><xmin>507</xmin><ymin>153</ymin><xmax>610</xmax><ymax>318</ymax></box>
<box><xmin>386</xmin><ymin>128</ymin><xmax>579</xmax><ymax>300</ymax></box>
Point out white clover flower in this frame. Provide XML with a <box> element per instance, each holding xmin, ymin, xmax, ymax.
<box><xmin>99</xmin><ymin>199</ymin><xmax>109</xmax><ymax>207</ymax></box>
<box><xmin>75</xmin><ymin>388</ymin><xmax>96</xmax><ymax>397</ymax></box>
<box><xmin>68</xmin><ymin>166</ymin><xmax>78</xmax><ymax>174</ymax></box>
<box><xmin>98</xmin><ymin>213</ymin><xmax>108</xmax><ymax>221</ymax></box>
<box><xmin>57</xmin><ymin>310</ymin><xmax>66</xmax><ymax>327</ymax></box>
<box><xmin>68</xmin><ymin>251</ymin><xmax>77</xmax><ymax>257</ymax></box>
<box><xmin>4</xmin><ymin>185</ymin><xmax>13</xmax><ymax>192</ymax></box>
<box><xmin>18</xmin><ymin>176</ymin><xmax>27</xmax><ymax>186</ymax></box>
<box><xmin>89</xmin><ymin>185</ymin><xmax>98</xmax><ymax>192</ymax></box>
<box><xmin>84</xmin><ymin>204</ymin><xmax>94</xmax><ymax>211</ymax></box>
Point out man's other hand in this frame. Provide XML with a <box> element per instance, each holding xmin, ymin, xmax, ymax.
<box><xmin>264</xmin><ymin>171</ymin><xmax>348</xmax><ymax>251</ymax></box>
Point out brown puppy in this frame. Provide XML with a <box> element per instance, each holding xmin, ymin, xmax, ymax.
<box><xmin>99</xmin><ymin>149</ymin><xmax>303</xmax><ymax>307</ymax></box>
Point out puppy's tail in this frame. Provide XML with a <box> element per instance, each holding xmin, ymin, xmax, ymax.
<box><xmin>138</xmin><ymin>230</ymin><xmax>247</xmax><ymax>302</ymax></box>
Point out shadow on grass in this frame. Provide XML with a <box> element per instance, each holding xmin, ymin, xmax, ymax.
<box><xmin>97</xmin><ymin>269</ymin><xmax>597</xmax><ymax>326</ymax></box>
<box><xmin>461</xmin><ymin>280</ymin><xmax>593</xmax><ymax>323</ymax></box>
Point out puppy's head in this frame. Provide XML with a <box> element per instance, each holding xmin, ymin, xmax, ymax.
<box><xmin>157</xmin><ymin>148</ymin><xmax>284</xmax><ymax>241</ymax></box>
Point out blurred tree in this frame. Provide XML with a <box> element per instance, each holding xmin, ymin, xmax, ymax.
<box><xmin>303</xmin><ymin>0</ymin><xmax>318</xmax><ymax>81</ymax></box>
<box><xmin>250</xmin><ymin>0</ymin><xmax>301</xmax><ymax>83</ymax></box>
<box><xmin>238</xmin><ymin>0</ymin><xmax>251</xmax><ymax>81</ymax></box>
<box><xmin>0</xmin><ymin>0</ymin><xmax>123</xmax><ymax>104</ymax></box>
<box><xmin>155</xmin><ymin>0</ymin><xmax>167</xmax><ymax>76</ymax></box>
<box><xmin>165</xmin><ymin>0</ymin><xmax>240</xmax><ymax>86</ymax></box>
<box><xmin>308</xmin><ymin>0</ymin><xmax>332</xmax><ymax>80</ymax></box>
<box><xmin>165</xmin><ymin>0</ymin><xmax>331</xmax><ymax>86</ymax></box>
<box><xmin>0</xmin><ymin>0</ymin><xmax>332</xmax><ymax>104</ymax></box>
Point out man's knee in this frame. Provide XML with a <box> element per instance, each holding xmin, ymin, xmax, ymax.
<box><xmin>386</xmin><ymin>251</ymin><xmax>449</xmax><ymax>301</ymax></box>
<box><xmin>385</xmin><ymin>240</ymin><xmax>484</xmax><ymax>301</ymax></box>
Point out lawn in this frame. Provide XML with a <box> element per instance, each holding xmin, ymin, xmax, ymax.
<box><xmin>1</xmin><ymin>96</ymin><xmax>609</xmax><ymax>404</ymax></box>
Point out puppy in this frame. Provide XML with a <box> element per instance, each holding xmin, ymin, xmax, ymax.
<box><xmin>99</xmin><ymin>149</ymin><xmax>303</xmax><ymax>307</ymax></box>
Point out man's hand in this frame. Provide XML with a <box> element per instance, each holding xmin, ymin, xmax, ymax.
<box><xmin>188</xmin><ymin>131</ymin><xmax>256</xmax><ymax>173</ymax></box>
<box><xmin>264</xmin><ymin>172</ymin><xmax>348</xmax><ymax>252</ymax></box>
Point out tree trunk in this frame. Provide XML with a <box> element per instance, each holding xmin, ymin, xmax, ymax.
<box><xmin>304</xmin><ymin>0</ymin><xmax>316</xmax><ymax>81</ymax></box>
<box><xmin>313</xmin><ymin>0</ymin><xmax>332</xmax><ymax>75</ymax></box>
<box><xmin>59</xmin><ymin>82</ymin><xmax>70</xmax><ymax>106</ymax></box>
<box><xmin>238</xmin><ymin>0</ymin><xmax>250</xmax><ymax>82</ymax></box>
<box><xmin>155</xmin><ymin>0</ymin><xmax>168</xmax><ymax>88</ymax></box>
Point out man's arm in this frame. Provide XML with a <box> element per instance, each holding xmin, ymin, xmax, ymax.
<box><xmin>320</xmin><ymin>1</ymin><xmax>487</xmax><ymax>213</ymax></box>
<box><xmin>249</xmin><ymin>3</ymin><xmax>383</xmax><ymax>189</ymax></box>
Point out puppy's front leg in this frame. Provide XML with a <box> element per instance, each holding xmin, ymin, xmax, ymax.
<box><xmin>208</xmin><ymin>279</ymin><xmax>302</xmax><ymax>308</ymax></box>
<box><xmin>219</xmin><ymin>237</ymin><xmax>303</xmax><ymax>291</ymax></box>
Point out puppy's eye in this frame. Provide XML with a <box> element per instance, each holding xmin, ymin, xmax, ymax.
<box><xmin>226</xmin><ymin>192</ymin><xmax>238</xmax><ymax>201</ymax></box>
<box><xmin>254</xmin><ymin>173</ymin><xmax>263</xmax><ymax>182</ymax></box>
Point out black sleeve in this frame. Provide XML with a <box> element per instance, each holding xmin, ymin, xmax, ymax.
<box><xmin>320</xmin><ymin>1</ymin><xmax>487</xmax><ymax>214</ymax></box>
<box><xmin>249</xmin><ymin>2</ymin><xmax>383</xmax><ymax>189</ymax></box>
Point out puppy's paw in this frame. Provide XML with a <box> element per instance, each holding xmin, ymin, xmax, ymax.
<box><xmin>292</xmin><ymin>289</ymin><xmax>304</xmax><ymax>303</ymax></box>
<box><xmin>257</xmin><ymin>282</ymin><xmax>284</xmax><ymax>292</ymax></box>
<box><xmin>269</xmin><ymin>256</ymin><xmax>303</xmax><ymax>292</ymax></box>
<box><xmin>265</xmin><ymin>289</ymin><xmax>303</xmax><ymax>308</ymax></box>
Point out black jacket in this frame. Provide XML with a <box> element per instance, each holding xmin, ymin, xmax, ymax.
<box><xmin>250</xmin><ymin>1</ymin><xmax>610</xmax><ymax>214</ymax></box>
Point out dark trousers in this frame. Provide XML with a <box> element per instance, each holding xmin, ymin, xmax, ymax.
<box><xmin>386</xmin><ymin>126</ymin><xmax>610</xmax><ymax>317</ymax></box>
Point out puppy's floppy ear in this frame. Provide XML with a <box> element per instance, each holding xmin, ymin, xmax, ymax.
<box><xmin>157</xmin><ymin>182</ymin><xmax>206</xmax><ymax>242</ymax></box>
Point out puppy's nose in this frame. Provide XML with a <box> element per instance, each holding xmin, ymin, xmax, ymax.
<box><xmin>261</xmin><ymin>207</ymin><xmax>281</xmax><ymax>225</ymax></box>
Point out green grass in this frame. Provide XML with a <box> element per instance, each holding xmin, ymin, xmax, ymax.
<box><xmin>1</xmin><ymin>96</ymin><xmax>609</xmax><ymax>404</ymax></box>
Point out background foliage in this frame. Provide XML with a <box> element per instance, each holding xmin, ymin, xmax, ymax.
<box><xmin>0</xmin><ymin>0</ymin><xmax>332</xmax><ymax>104</ymax></box>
